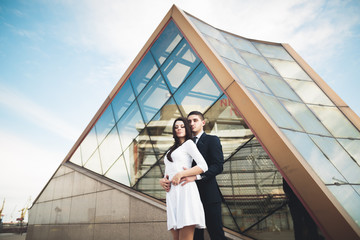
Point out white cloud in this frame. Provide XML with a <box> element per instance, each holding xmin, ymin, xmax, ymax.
<box><xmin>0</xmin><ymin>129</ymin><xmax>62</xmax><ymax>222</ymax></box>
<box><xmin>0</xmin><ymin>84</ymin><xmax>79</xmax><ymax>141</ymax></box>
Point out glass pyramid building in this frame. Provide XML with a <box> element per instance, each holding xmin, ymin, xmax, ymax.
<box><xmin>27</xmin><ymin>5</ymin><xmax>360</xmax><ymax>240</ymax></box>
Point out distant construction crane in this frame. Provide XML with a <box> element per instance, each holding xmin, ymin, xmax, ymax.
<box><xmin>0</xmin><ymin>198</ymin><xmax>5</xmax><ymax>223</ymax></box>
<box><xmin>17</xmin><ymin>196</ymin><xmax>31</xmax><ymax>224</ymax></box>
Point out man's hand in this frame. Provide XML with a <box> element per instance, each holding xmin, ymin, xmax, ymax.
<box><xmin>180</xmin><ymin>175</ymin><xmax>197</xmax><ymax>186</ymax></box>
<box><xmin>159</xmin><ymin>175</ymin><xmax>171</xmax><ymax>192</ymax></box>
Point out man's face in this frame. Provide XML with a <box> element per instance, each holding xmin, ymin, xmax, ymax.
<box><xmin>188</xmin><ymin>114</ymin><xmax>205</xmax><ymax>135</ymax></box>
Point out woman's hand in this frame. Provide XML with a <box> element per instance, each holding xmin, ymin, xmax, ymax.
<box><xmin>171</xmin><ymin>172</ymin><xmax>184</xmax><ymax>186</ymax></box>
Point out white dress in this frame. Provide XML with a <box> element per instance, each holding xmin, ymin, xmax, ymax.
<box><xmin>164</xmin><ymin>139</ymin><xmax>208</xmax><ymax>230</ymax></box>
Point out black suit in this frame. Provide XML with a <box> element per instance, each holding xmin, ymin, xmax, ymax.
<box><xmin>193</xmin><ymin>133</ymin><xmax>226</xmax><ymax>240</ymax></box>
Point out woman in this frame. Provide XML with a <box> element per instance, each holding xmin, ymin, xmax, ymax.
<box><xmin>163</xmin><ymin>117</ymin><xmax>208</xmax><ymax>240</ymax></box>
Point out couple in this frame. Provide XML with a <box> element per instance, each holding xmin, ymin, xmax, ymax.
<box><xmin>160</xmin><ymin>111</ymin><xmax>226</xmax><ymax>240</ymax></box>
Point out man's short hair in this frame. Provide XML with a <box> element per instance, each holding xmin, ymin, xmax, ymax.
<box><xmin>187</xmin><ymin>111</ymin><xmax>204</xmax><ymax>120</ymax></box>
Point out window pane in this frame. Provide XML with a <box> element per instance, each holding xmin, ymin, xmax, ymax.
<box><xmin>310</xmin><ymin>135</ymin><xmax>360</xmax><ymax>184</ymax></box>
<box><xmin>328</xmin><ymin>185</ymin><xmax>360</xmax><ymax>226</ymax></box>
<box><xmin>187</xmin><ymin>15</ymin><xmax>228</xmax><ymax>43</ymax></box>
<box><xmin>204</xmin><ymin>94</ymin><xmax>253</xmax><ymax>159</ymax></box>
<box><xmin>150</xmin><ymin>20</ymin><xmax>183</xmax><ymax>66</ymax></box>
<box><xmin>95</xmin><ymin>105</ymin><xmax>116</xmax><ymax>144</ymax></box>
<box><xmin>309</xmin><ymin>105</ymin><xmax>360</xmax><ymax>138</ymax></box>
<box><xmin>80</xmin><ymin>127</ymin><xmax>98</xmax><ymax>164</ymax></box>
<box><xmin>147</xmin><ymin>97</ymin><xmax>181</xmax><ymax>158</ymax></box>
<box><xmin>83</xmin><ymin>149</ymin><xmax>102</xmax><ymax>175</ymax></box>
<box><xmin>253</xmin><ymin>42</ymin><xmax>293</xmax><ymax>61</ymax></box>
<box><xmin>105</xmin><ymin>155</ymin><xmax>130</xmax><ymax>186</ymax></box>
<box><xmin>160</xmin><ymin>38</ymin><xmax>200</xmax><ymax>93</ymax></box>
<box><xmin>98</xmin><ymin>126</ymin><xmax>122</xmax><ymax>173</ymax></box>
<box><xmin>281</xmin><ymin>100</ymin><xmax>331</xmax><ymax>136</ymax></box>
<box><xmin>240</xmin><ymin>52</ymin><xmax>278</xmax><ymax>75</ymax></box>
<box><xmin>268</xmin><ymin>59</ymin><xmax>312</xmax><ymax>81</ymax></box>
<box><xmin>204</xmin><ymin>35</ymin><xmax>246</xmax><ymax>65</ymax></box>
<box><xmin>285</xmin><ymin>78</ymin><xmax>334</xmax><ymax>106</ymax></box>
<box><xmin>112</xmin><ymin>80</ymin><xmax>136</xmax><ymax>122</ymax></box>
<box><xmin>222</xmin><ymin>32</ymin><xmax>260</xmax><ymax>55</ymax></box>
<box><xmin>337</xmin><ymin>139</ymin><xmax>360</xmax><ymax>166</ymax></box>
<box><xmin>282</xmin><ymin>129</ymin><xmax>346</xmax><ymax>184</ymax></box>
<box><xmin>250</xmin><ymin>90</ymin><xmax>302</xmax><ymax>131</ymax></box>
<box><xmin>123</xmin><ymin>132</ymin><xmax>157</xmax><ymax>187</ymax></box>
<box><xmin>216</xmin><ymin>138</ymin><xmax>287</xmax><ymax>232</ymax></box>
<box><xmin>117</xmin><ymin>102</ymin><xmax>145</xmax><ymax>150</ymax></box>
<box><xmin>138</xmin><ymin>72</ymin><xmax>171</xmax><ymax>123</ymax></box>
<box><xmin>130</xmin><ymin>52</ymin><xmax>158</xmax><ymax>96</ymax></box>
<box><xmin>226</xmin><ymin>60</ymin><xmax>270</xmax><ymax>93</ymax></box>
<box><xmin>69</xmin><ymin>147</ymin><xmax>82</xmax><ymax>166</ymax></box>
<box><xmin>134</xmin><ymin>164</ymin><xmax>165</xmax><ymax>200</ymax></box>
<box><xmin>259</xmin><ymin>73</ymin><xmax>300</xmax><ymax>101</ymax></box>
<box><xmin>174</xmin><ymin>63</ymin><xmax>222</xmax><ymax>115</ymax></box>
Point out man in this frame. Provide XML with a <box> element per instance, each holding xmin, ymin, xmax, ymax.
<box><xmin>160</xmin><ymin>111</ymin><xmax>226</xmax><ymax>240</ymax></box>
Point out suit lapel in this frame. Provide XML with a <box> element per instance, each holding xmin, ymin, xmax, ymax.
<box><xmin>196</xmin><ymin>132</ymin><xmax>206</xmax><ymax>149</ymax></box>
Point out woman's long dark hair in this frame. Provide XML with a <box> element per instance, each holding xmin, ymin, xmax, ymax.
<box><xmin>167</xmin><ymin>117</ymin><xmax>192</xmax><ymax>162</ymax></box>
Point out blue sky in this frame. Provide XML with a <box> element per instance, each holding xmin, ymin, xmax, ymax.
<box><xmin>0</xmin><ymin>0</ymin><xmax>359</xmax><ymax>222</ymax></box>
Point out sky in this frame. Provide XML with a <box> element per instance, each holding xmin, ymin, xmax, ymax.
<box><xmin>0</xmin><ymin>0</ymin><xmax>359</xmax><ymax>223</ymax></box>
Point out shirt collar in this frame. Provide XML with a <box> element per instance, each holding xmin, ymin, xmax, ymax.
<box><xmin>195</xmin><ymin>130</ymin><xmax>204</xmax><ymax>139</ymax></box>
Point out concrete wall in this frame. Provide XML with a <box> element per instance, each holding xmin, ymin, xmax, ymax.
<box><xmin>26</xmin><ymin>164</ymin><xmax>169</xmax><ymax>240</ymax></box>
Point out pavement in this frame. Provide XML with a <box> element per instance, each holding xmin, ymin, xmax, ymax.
<box><xmin>0</xmin><ymin>233</ymin><xmax>26</xmax><ymax>240</ymax></box>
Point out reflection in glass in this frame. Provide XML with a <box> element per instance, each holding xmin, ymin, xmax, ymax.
<box><xmin>117</xmin><ymin>102</ymin><xmax>145</xmax><ymax>151</ymax></box>
<box><xmin>240</xmin><ymin>52</ymin><xmax>278</xmax><ymax>75</ymax></box>
<box><xmin>337</xmin><ymin>139</ymin><xmax>360</xmax><ymax>166</ymax></box>
<box><xmin>69</xmin><ymin>146</ymin><xmax>82</xmax><ymax>166</ymax></box>
<box><xmin>251</xmin><ymin>90</ymin><xmax>302</xmax><ymax>131</ymax></box>
<box><xmin>310</xmin><ymin>135</ymin><xmax>360</xmax><ymax>184</ymax></box>
<box><xmin>204</xmin><ymin>94</ymin><xmax>253</xmax><ymax>159</ymax></box>
<box><xmin>328</xmin><ymin>185</ymin><xmax>360</xmax><ymax>226</ymax></box>
<box><xmin>80</xmin><ymin>128</ymin><xmax>98</xmax><ymax>164</ymax></box>
<box><xmin>222</xmin><ymin>32</ymin><xmax>260</xmax><ymax>55</ymax></box>
<box><xmin>186</xmin><ymin>15</ymin><xmax>228</xmax><ymax>43</ymax></box>
<box><xmin>281</xmin><ymin>129</ymin><xmax>346</xmax><ymax>184</ymax></box>
<box><xmin>253</xmin><ymin>42</ymin><xmax>293</xmax><ymax>61</ymax></box>
<box><xmin>134</xmin><ymin>164</ymin><xmax>165</xmax><ymax>200</ymax></box>
<box><xmin>95</xmin><ymin>105</ymin><xmax>116</xmax><ymax>144</ymax></box>
<box><xmin>130</xmin><ymin>52</ymin><xmax>158</xmax><ymax>96</ymax></box>
<box><xmin>83</xmin><ymin>149</ymin><xmax>102</xmax><ymax>175</ymax></box>
<box><xmin>147</xmin><ymin>97</ymin><xmax>181</xmax><ymax>158</ymax></box>
<box><xmin>259</xmin><ymin>73</ymin><xmax>300</xmax><ymax>101</ymax></box>
<box><xmin>138</xmin><ymin>72</ymin><xmax>171</xmax><ymax>123</ymax></box>
<box><xmin>161</xmin><ymin>38</ymin><xmax>200</xmax><ymax>93</ymax></box>
<box><xmin>104</xmin><ymin>155</ymin><xmax>130</xmax><ymax>186</ymax></box>
<box><xmin>204</xmin><ymin>35</ymin><xmax>246</xmax><ymax>65</ymax></box>
<box><xmin>216</xmin><ymin>138</ymin><xmax>289</xmax><ymax>235</ymax></box>
<box><xmin>112</xmin><ymin>80</ymin><xmax>136</xmax><ymax>122</ymax></box>
<box><xmin>123</xmin><ymin>132</ymin><xmax>157</xmax><ymax>186</ymax></box>
<box><xmin>98</xmin><ymin>126</ymin><xmax>122</xmax><ymax>173</ymax></box>
<box><xmin>268</xmin><ymin>59</ymin><xmax>312</xmax><ymax>81</ymax></box>
<box><xmin>309</xmin><ymin>105</ymin><xmax>360</xmax><ymax>138</ymax></box>
<box><xmin>281</xmin><ymin>100</ymin><xmax>331</xmax><ymax>136</ymax></box>
<box><xmin>226</xmin><ymin>60</ymin><xmax>270</xmax><ymax>93</ymax></box>
<box><xmin>174</xmin><ymin>63</ymin><xmax>222</xmax><ymax>115</ymax></box>
<box><xmin>284</xmin><ymin>78</ymin><xmax>334</xmax><ymax>106</ymax></box>
<box><xmin>151</xmin><ymin>20</ymin><xmax>183</xmax><ymax>66</ymax></box>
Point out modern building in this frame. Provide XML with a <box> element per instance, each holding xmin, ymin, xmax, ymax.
<box><xmin>26</xmin><ymin>5</ymin><xmax>360</xmax><ymax>240</ymax></box>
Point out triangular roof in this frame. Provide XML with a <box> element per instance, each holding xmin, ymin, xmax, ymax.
<box><xmin>56</xmin><ymin>5</ymin><xmax>360</xmax><ymax>239</ymax></box>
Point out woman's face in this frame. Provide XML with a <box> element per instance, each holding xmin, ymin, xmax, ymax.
<box><xmin>174</xmin><ymin>120</ymin><xmax>186</xmax><ymax>139</ymax></box>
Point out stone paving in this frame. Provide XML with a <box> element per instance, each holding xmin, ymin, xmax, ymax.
<box><xmin>0</xmin><ymin>233</ymin><xmax>26</xmax><ymax>240</ymax></box>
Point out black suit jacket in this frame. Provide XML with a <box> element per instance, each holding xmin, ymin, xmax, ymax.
<box><xmin>194</xmin><ymin>133</ymin><xmax>224</xmax><ymax>204</ymax></box>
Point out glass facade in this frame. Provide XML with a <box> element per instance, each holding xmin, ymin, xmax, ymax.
<box><xmin>68</xmin><ymin>19</ymin><xmax>295</xmax><ymax>239</ymax></box>
<box><xmin>186</xmin><ymin>14</ymin><xmax>360</xmax><ymax>227</ymax></box>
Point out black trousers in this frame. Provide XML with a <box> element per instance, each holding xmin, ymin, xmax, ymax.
<box><xmin>194</xmin><ymin>201</ymin><xmax>226</xmax><ymax>240</ymax></box>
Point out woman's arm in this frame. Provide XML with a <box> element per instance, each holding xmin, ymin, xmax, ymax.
<box><xmin>171</xmin><ymin>140</ymin><xmax>208</xmax><ymax>185</ymax></box>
